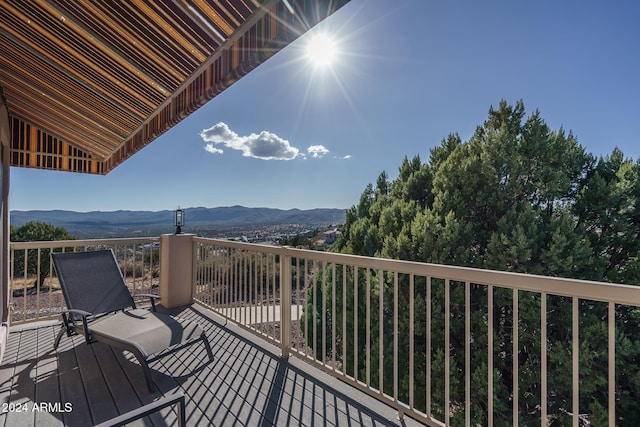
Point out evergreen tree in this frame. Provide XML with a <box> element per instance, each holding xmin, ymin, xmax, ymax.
<box><xmin>11</xmin><ymin>221</ymin><xmax>76</xmax><ymax>286</ymax></box>
<box><xmin>306</xmin><ymin>100</ymin><xmax>640</xmax><ymax>425</ymax></box>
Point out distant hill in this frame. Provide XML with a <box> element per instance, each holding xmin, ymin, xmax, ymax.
<box><xmin>10</xmin><ymin>206</ymin><xmax>345</xmax><ymax>238</ymax></box>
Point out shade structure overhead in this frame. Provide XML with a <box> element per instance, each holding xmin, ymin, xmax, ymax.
<box><xmin>0</xmin><ymin>0</ymin><xmax>349</xmax><ymax>174</ymax></box>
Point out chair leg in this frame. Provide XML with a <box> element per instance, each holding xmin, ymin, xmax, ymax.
<box><xmin>54</xmin><ymin>313</ymin><xmax>75</xmax><ymax>350</ymax></box>
<box><xmin>53</xmin><ymin>325</ymin><xmax>66</xmax><ymax>350</ymax></box>
<box><xmin>128</xmin><ymin>348</ymin><xmax>155</xmax><ymax>392</ymax></box>
<box><xmin>140</xmin><ymin>361</ymin><xmax>155</xmax><ymax>393</ymax></box>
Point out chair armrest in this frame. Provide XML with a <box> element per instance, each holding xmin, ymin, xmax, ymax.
<box><xmin>133</xmin><ymin>293</ymin><xmax>160</xmax><ymax>299</ymax></box>
<box><xmin>65</xmin><ymin>308</ymin><xmax>93</xmax><ymax>318</ymax></box>
<box><xmin>132</xmin><ymin>293</ymin><xmax>160</xmax><ymax>312</ymax></box>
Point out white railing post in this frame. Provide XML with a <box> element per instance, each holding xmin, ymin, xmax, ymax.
<box><xmin>192</xmin><ymin>240</ymin><xmax>198</xmax><ymax>301</ymax></box>
<box><xmin>279</xmin><ymin>248</ymin><xmax>292</xmax><ymax>358</ymax></box>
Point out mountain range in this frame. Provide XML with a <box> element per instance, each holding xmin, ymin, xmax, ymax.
<box><xmin>11</xmin><ymin>206</ymin><xmax>346</xmax><ymax>238</ymax></box>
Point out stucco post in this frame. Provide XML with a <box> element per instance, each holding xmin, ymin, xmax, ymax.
<box><xmin>159</xmin><ymin>234</ymin><xmax>195</xmax><ymax>308</ymax></box>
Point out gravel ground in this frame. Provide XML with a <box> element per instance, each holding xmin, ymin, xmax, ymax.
<box><xmin>9</xmin><ymin>277</ymin><xmax>158</xmax><ymax>323</ymax></box>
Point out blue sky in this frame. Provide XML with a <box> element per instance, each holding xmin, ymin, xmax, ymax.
<box><xmin>11</xmin><ymin>0</ymin><xmax>640</xmax><ymax>212</ymax></box>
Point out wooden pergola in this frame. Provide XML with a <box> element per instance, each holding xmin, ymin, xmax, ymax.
<box><xmin>0</xmin><ymin>0</ymin><xmax>349</xmax><ymax>174</ymax></box>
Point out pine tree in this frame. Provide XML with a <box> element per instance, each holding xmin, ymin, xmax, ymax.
<box><xmin>307</xmin><ymin>100</ymin><xmax>640</xmax><ymax>425</ymax></box>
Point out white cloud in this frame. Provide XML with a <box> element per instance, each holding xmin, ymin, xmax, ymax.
<box><xmin>204</xmin><ymin>144</ymin><xmax>223</xmax><ymax>154</ymax></box>
<box><xmin>201</xmin><ymin>122</ymin><xmax>299</xmax><ymax>160</ymax></box>
<box><xmin>338</xmin><ymin>154</ymin><xmax>352</xmax><ymax>159</ymax></box>
<box><xmin>307</xmin><ymin>145</ymin><xmax>330</xmax><ymax>158</ymax></box>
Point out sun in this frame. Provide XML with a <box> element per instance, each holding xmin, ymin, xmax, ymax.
<box><xmin>306</xmin><ymin>33</ymin><xmax>337</xmax><ymax>67</ymax></box>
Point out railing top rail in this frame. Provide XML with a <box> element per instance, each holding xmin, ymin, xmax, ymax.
<box><xmin>10</xmin><ymin>237</ymin><xmax>160</xmax><ymax>250</ymax></box>
<box><xmin>194</xmin><ymin>236</ymin><xmax>640</xmax><ymax>306</ymax></box>
<box><xmin>194</xmin><ymin>237</ymin><xmax>283</xmax><ymax>255</ymax></box>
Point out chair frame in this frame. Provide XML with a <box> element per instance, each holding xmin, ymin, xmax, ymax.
<box><xmin>52</xmin><ymin>250</ymin><xmax>214</xmax><ymax>392</ymax></box>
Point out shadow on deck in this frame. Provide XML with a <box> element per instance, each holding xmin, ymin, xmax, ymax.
<box><xmin>0</xmin><ymin>304</ymin><xmax>420</xmax><ymax>426</ymax></box>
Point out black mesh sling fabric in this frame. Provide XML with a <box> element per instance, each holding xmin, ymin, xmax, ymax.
<box><xmin>52</xmin><ymin>249</ymin><xmax>135</xmax><ymax>316</ymax></box>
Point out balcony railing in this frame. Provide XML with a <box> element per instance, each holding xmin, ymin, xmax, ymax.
<box><xmin>9</xmin><ymin>236</ymin><xmax>640</xmax><ymax>426</ymax></box>
<box><xmin>9</xmin><ymin>237</ymin><xmax>159</xmax><ymax>324</ymax></box>
<box><xmin>193</xmin><ymin>237</ymin><xmax>640</xmax><ymax>427</ymax></box>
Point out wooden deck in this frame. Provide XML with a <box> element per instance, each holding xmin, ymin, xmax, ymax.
<box><xmin>0</xmin><ymin>304</ymin><xmax>422</xmax><ymax>426</ymax></box>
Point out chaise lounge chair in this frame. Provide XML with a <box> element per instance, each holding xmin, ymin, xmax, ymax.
<box><xmin>51</xmin><ymin>249</ymin><xmax>213</xmax><ymax>392</ymax></box>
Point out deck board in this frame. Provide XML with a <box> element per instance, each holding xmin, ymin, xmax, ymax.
<box><xmin>34</xmin><ymin>326</ymin><xmax>62</xmax><ymax>427</ymax></box>
<box><xmin>92</xmin><ymin>345</ymin><xmax>151</xmax><ymax>427</ymax></box>
<box><xmin>113</xmin><ymin>350</ymin><xmax>169</xmax><ymax>426</ymax></box>
<box><xmin>2</xmin><ymin>304</ymin><xmax>423</xmax><ymax>427</ymax></box>
<box><xmin>5</xmin><ymin>322</ymin><xmax>38</xmax><ymax>427</ymax></box>
<box><xmin>0</xmin><ymin>322</ymin><xmax>20</xmax><ymax>427</ymax></box>
<box><xmin>57</xmin><ymin>334</ymin><xmax>93</xmax><ymax>427</ymax></box>
<box><xmin>74</xmin><ymin>337</ymin><xmax>119</xmax><ymax>424</ymax></box>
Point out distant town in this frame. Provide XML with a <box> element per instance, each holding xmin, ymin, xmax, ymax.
<box><xmin>191</xmin><ymin>223</ymin><xmax>341</xmax><ymax>249</ymax></box>
<box><xmin>10</xmin><ymin>206</ymin><xmax>345</xmax><ymax>248</ymax></box>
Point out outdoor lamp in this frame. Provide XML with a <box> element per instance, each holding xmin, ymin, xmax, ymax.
<box><xmin>174</xmin><ymin>208</ymin><xmax>184</xmax><ymax>234</ymax></box>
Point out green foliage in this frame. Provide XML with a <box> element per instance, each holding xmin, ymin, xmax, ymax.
<box><xmin>11</xmin><ymin>221</ymin><xmax>76</xmax><ymax>286</ymax></box>
<box><xmin>312</xmin><ymin>100</ymin><xmax>640</xmax><ymax>425</ymax></box>
<box><xmin>574</xmin><ymin>150</ymin><xmax>640</xmax><ymax>284</ymax></box>
<box><xmin>280</xmin><ymin>233</ymin><xmax>313</xmax><ymax>248</ymax></box>
<box><xmin>11</xmin><ymin>221</ymin><xmax>75</xmax><ymax>243</ymax></box>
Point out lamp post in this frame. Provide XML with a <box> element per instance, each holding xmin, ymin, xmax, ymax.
<box><xmin>174</xmin><ymin>208</ymin><xmax>184</xmax><ymax>234</ymax></box>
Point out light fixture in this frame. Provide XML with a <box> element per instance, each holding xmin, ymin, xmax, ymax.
<box><xmin>174</xmin><ymin>207</ymin><xmax>184</xmax><ymax>234</ymax></box>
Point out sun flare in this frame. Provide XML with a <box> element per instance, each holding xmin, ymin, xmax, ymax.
<box><xmin>306</xmin><ymin>33</ymin><xmax>336</xmax><ymax>67</ymax></box>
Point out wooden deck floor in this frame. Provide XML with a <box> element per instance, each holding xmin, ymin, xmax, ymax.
<box><xmin>0</xmin><ymin>304</ymin><xmax>422</xmax><ymax>426</ymax></box>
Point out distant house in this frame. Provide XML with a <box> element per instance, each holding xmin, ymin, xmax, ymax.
<box><xmin>324</xmin><ymin>228</ymin><xmax>340</xmax><ymax>244</ymax></box>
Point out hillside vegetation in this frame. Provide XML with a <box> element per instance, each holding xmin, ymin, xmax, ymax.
<box><xmin>310</xmin><ymin>100</ymin><xmax>640</xmax><ymax>425</ymax></box>
<box><xmin>337</xmin><ymin>99</ymin><xmax>639</xmax><ymax>285</ymax></box>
